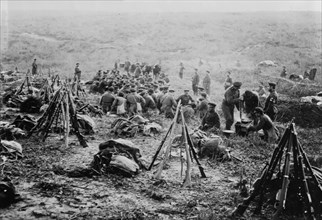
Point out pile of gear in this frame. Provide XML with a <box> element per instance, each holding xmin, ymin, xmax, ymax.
<box><xmin>91</xmin><ymin>139</ymin><xmax>146</xmax><ymax>177</ymax></box>
<box><xmin>110</xmin><ymin>115</ymin><xmax>162</xmax><ymax>137</ymax></box>
<box><xmin>232</xmin><ymin>122</ymin><xmax>322</xmax><ymax>219</ymax></box>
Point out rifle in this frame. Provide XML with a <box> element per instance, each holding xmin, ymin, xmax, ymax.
<box><xmin>184</xmin><ymin>123</ymin><xmax>206</xmax><ymax>178</ymax></box>
<box><xmin>148</xmin><ymin>121</ymin><xmax>174</xmax><ymax>170</ymax></box>
<box><xmin>274</xmin><ymin>123</ymin><xmax>294</xmax><ymax>219</ymax></box>
<box><xmin>232</xmin><ymin>121</ymin><xmax>292</xmax><ymax>216</ymax></box>
<box><xmin>294</xmin><ymin>132</ymin><xmax>316</xmax><ymax>219</ymax></box>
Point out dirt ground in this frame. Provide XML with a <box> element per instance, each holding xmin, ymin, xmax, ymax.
<box><xmin>1</xmin><ymin>109</ymin><xmax>321</xmax><ymax>220</ymax></box>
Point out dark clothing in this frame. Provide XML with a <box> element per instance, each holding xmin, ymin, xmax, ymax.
<box><xmin>176</xmin><ymin>94</ymin><xmax>194</xmax><ymax>106</ymax></box>
<box><xmin>201</xmin><ymin>109</ymin><xmax>220</xmax><ymax>131</ymax></box>
<box><xmin>32</xmin><ymin>61</ymin><xmax>37</xmax><ymax>75</ymax></box>
<box><xmin>222</xmin><ymin>86</ymin><xmax>240</xmax><ymax>130</ymax></box>
<box><xmin>100</xmin><ymin>92</ymin><xmax>115</xmax><ymax>113</ymax></box>
<box><xmin>143</xmin><ymin>94</ymin><xmax>156</xmax><ymax>112</ymax></box>
<box><xmin>75</xmin><ymin>66</ymin><xmax>81</xmax><ymax>81</ymax></box>
<box><xmin>264</xmin><ymin>91</ymin><xmax>278</xmax><ymax>121</ymax></box>
<box><xmin>192</xmin><ymin>73</ymin><xmax>200</xmax><ymax>95</ymax></box>
<box><xmin>161</xmin><ymin>95</ymin><xmax>177</xmax><ymax>118</ymax></box>
<box><xmin>179</xmin><ymin>66</ymin><xmax>184</xmax><ymax>79</ymax></box>
<box><xmin>243</xmin><ymin>91</ymin><xmax>260</xmax><ymax>114</ymax></box>
<box><xmin>197</xmin><ymin>99</ymin><xmax>208</xmax><ymax>119</ymax></box>
<box><xmin>249</xmin><ymin>114</ymin><xmax>278</xmax><ymax>143</ymax></box>
<box><xmin>280</xmin><ymin>69</ymin><xmax>287</xmax><ymax>78</ymax></box>
<box><xmin>124</xmin><ymin>61</ymin><xmax>131</xmax><ymax>72</ymax></box>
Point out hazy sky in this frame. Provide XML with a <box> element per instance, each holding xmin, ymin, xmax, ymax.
<box><xmin>2</xmin><ymin>1</ymin><xmax>322</xmax><ymax>13</ymax></box>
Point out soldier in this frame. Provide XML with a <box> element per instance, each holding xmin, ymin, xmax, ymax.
<box><xmin>32</xmin><ymin>59</ymin><xmax>38</xmax><ymax>75</ymax></box>
<box><xmin>203</xmin><ymin>70</ymin><xmax>211</xmax><ymax>95</ymax></box>
<box><xmin>200</xmin><ymin>102</ymin><xmax>220</xmax><ymax>132</ymax></box>
<box><xmin>111</xmin><ymin>92</ymin><xmax>126</xmax><ymax>116</ymax></box>
<box><xmin>222</xmin><ymin>81</ymin><xmax>242</xmax><ymax>130</ymax></box>
<box><xmin>176</xmin><ymin>89</ymin><xmax>194</xmax><ymax>106</ymax></box>
<box><xmin>179</xmin><ymin>62</ymin><xmax>185</xmax><ymax>79</ymax></box>
<box><xmin>156</xmin><ymin>86</ymin><xmax>167</xmax><ymax>110</ymax></box>
<box><xmin>248</xmin><ymin>107</ymin><xmax>279</xmax><ymax>143</ymax></box>
<box><xmin>192</xmin><ymin>69</ymin><xmax>200</xmax><ymax>96</ymax></box>
<box><xmin>264</xmin><ymin>82</ymin><xmax>278</xmax><ymax>121</ymax></box>
<box><xmin>74</xmin><ymin>63</ymin><xmax>82</xmax><ymax>82</ymax></box>
<box><xmin>134</xmin><ymin>63</ymin><xmax>142</xmax><ymax>78</ymax></box>
<box><xmin>280</xmin><ymin>66</ymin><xmax>287</xmax><ymax>78</ymax></box>
<box><xmin>141</xmin><ymin>91</ymin><xmax>156</xmax><ymax>113</ymax></box>
<box><xmin>100</xmin><ymin>87</ymin><xmax>115</xmax><ymax>114</ymax></box>
<box><xmin>161</xmin><ymin>89</ymin><xmax>177</xmax><ymax>118</ymax></box>
<box><xmin>124</xmin><ymin>59</ymin><xmax>131</xmax><ymax>73</ymax></box>
<box><xmin>126</xmin><ymin>88</ymin><xmax>139</xmax><ymax>116</ymax></box>
<box><xmin>224</xmin><ymin>71</ymin><xmax>233</xmax><ymax>90</ymax></box>
<box><xmin>196</xmin><ymin>93</ymin><xmax>209</xmax><ymax>119</ymax></box>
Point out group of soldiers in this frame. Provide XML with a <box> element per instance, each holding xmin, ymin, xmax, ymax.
<box><xmin>178</xmin><ymin>63</ymin><xmax>211</xmax><ymax>96</ymax></box>
<box><xmin>30</xmin><ymin>58</ymin><xmax>280</xmax><ymax>143</ymax></box>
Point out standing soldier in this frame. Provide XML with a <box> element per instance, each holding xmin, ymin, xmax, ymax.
<box><xmin>224</xmin><ymin>71</ymin><xmax>233</xmax><ymax>90</ymax></box>
<box><xmin>124</xmin><ymin>58</ymin><xmax>131</xmax><ymax>74</ymax></box>
<box><xmin>222</xmin><ymin>82</ymin><xmax>242</xmax><ymax>130</ymax></box>
<box><xmin>192</xmin><ymin>68</ymin><xmax>200</xmax><ymax>96</ymax></box>
<box><xmin>179</xmin><ymin>62</ymin><xmax>185</xmax><ymax>79</ymax></box>
<box><xmin>74</xmin><ymin>63</ymin><xmax>81</xmax><ymax>82</ymax></box>
<box><xmin>264</xmin><ymin>82</ymin><xmax>278</xmax><ymax>121</ymax></box>
<box><xmin>203</xmin><ymin>70</ymin><xmax>211</xmax><ymax>95</ymax></box>
<box><xmin>32</xmin><ymin>59</ymin><xmax>38</xmax><ymax>75</ymax></box>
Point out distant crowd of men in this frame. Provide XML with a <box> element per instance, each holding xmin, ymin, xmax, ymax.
<box><xmin>30</xmin><ymin>58</ymin><xmax>280</xmax><ymax>143</ymax></box>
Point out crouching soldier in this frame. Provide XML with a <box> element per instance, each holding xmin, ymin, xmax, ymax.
<box><xmin>200</xmin><ymin>102</ymin><xmax>220</xmax><ymax>133</ymax></box>
<box><xmin>247</xmin><ymin>107</ymin><xmax>279</xmax><ymax>143</ymax></box>
<box><xmin>111</xmin><ymin>92</ymin><xmax>126</xmax><ymax>116</ymax></box>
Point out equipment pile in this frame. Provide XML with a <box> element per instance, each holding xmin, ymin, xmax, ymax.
<box><xmin>232</xmin><ymin>121</ymin><xmax>322</xmax><ymax>219</ymax></box>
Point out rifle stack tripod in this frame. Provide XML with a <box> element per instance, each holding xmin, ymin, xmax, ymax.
<box><xmin>148</xmin><ymin>101</ymin><xmax>206</xmax><ymax>186</ymax></box>
<box><xmin>28</xmin><ymin>85</ymin><xmax>88</xmax><ymax>148</ymax></box>
<box><xmin>232</xmin><ymin>120</ymin><xmax>322</xmax><ymax>219</ymax></box>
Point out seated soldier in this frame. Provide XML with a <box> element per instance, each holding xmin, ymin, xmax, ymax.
<box><xmin>200</xmin><ymin>102</ymin><xmax>220</xmax><ymax>132</ymax></box>
<box><xmin>247</xmin><ymin>107</ymin><xmax>279</xmax><ymax>143</ymax></box>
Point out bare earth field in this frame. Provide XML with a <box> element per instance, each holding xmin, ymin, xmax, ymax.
<box><xmin>0</xmin><ymin>11</ymin><xmax>322</xmax><ymax>219</ymax></box>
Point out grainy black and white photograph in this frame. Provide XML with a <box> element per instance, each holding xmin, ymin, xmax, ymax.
<box><xmin>0</xmin><ymin>0</ymin><xmax>321</xmax><ymax>219</ymax></box>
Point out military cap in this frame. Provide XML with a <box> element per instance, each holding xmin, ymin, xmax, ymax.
<box><xmin>200</xmin><ymin>92</ymin><xmax>207</xmax><ymax>97</ymax></box>
<box><xmin>198</xmin><ymin>87</ymin><xmax>204</xmax><ymax>90</ymax></box>
<box><xmin>124</xmin><ymin>89</ymin><xmax>130</xmax><ymax>93</ymax></box>
<box><xmin>148</xmin><ymin>89</ymin><xmax>154</xmax><ymax>94</ymax></box>
<box><xmin>254</xmin><ymin>107</ymin><xmax>264</xmax><ymax>114</ymax></box>
<box><xmin>268</xmin><ymin>82</ymin><xmax>276</xmax><ymax>88</ymax></box>
<box><xmin>138</xmin><ymin>89</ymin><xmax>144</xmax><ymax>93</ymax></box>
<box><xmin>169</xmin><ymin>89</ymin><xmax>175</xmax><ymax>92</ymax></box>
<box><xmin>206</xmin><ymin>70</ymin><xmax>210</xmax><ymax>73</ymax></box>
<box><xmin>130</xmin><ymin>88</ymin><xmax>136</xmax><ymax>92</ymax></box>
<box><xmin>208</xmin><ymin>102</ymin><xmax>216</xmax><ymax>107</ymax></box>
<box><xmin>233</xmin><ymin>82</ymin><xmax>242</xmax><ymax>88</ymax></box>
<box><xmin>163</xmin><ymin>86</ymin><xmax>169</xmax><ymax>90</ymax></box>
<box><xmin>184</xmin><ymin>89</ymin><xmax>190</xmax><ymax>92</ymax></box>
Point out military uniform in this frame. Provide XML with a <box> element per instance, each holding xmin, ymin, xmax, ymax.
<box><xmin>201</xmin><ymin>108</ymin><xmax>220</xmax><ymax>131</ymax></box>
<box><xmin>203</xmin><ymin>73</ymin><xmax>211</xmax><ymax>95</ymax></box>
<box><xmin>100</xmin><ymin>92</ymin><xmax>115</xmax><ymax>113</ymax></box>
<box><xmin>249</xmin><ymin>109</ymin><xmax>279</xmax><ymax>143</ymax></box>
<box><xmin>161</xmin><ymin>94</ymin><xmax>177</xmax><ymax>118</ymax></box>
<box><xmin>197</xmin><ymin>98</ymin><xmax>208</xmax><ymax>119</ymax></box>
<box><xmin>222</xmin><ymin>83</ymin><xmax>241</xmax><ymax>130</ymax></box>
<box><xmin>192</xmin><ymin>73</ymin><xmax>200</xmax><ymax>95</ymax></box>
<box><xmin>224</xmin><ymin>75</ymin><xmax>232</xmax><ymax>90</ymax></box>
<box><xmin>264</xmin><ymin>91</ymin><xmax>278</xmax><ymax>121</ymax></box>
<box><xmin>176</xmin><ymin>94</ymin><xmax>194</xmax><ymax>106</ymax></box>
<box><xmin>32</xmin><ymin>60</ymin><xmax>37</xmax><ymax>75</ymax></box>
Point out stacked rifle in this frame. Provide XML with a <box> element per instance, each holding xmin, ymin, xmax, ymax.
<box><xmin>232</xmin><ymin>120</ymin><xmax>322</xmax><ymax>219</ymax></box>
<box><xmin>28</xmin><ymin>87</ymin><xmax>88</xmax><ymax>148</ymax></box>
<box><xmin>148</xmin><ymin>101</ymin><xmax>206</xmax><ymax>187</ymax></box>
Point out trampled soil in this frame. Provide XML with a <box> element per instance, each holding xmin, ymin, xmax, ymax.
<box><xmin>1</xmin><ymin>111</ymin><xmax>321</xmax><ymax>220</ymax></box>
